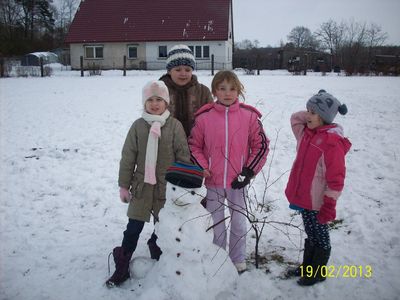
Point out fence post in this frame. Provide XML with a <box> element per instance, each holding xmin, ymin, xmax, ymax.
<box><xmin>211</xmin><ymin>54</ymin><xmax>214</xmax><ymax>75</ymax></box>
<box><xmin>80</xmin><ymin>56</ymin><xmax>84</xmax><ymax>77</ymax></box>
<box><xmin>0</xmin><ymin>56</ymin><xmax>4</xmax><ymax>78</ymax></box>
<box><xmin>123</xmin><ymin>55</ymin><xmax>126</xmax><ymax>76</ymax></box>
<box><xmin>303</xmin><ymin>54</ymin><xmax>308</xmax><ymax>75</ymax></box>
<box><xmin>40</xmin><ymin>57</ymin><xmax>44</xmax><ymax>77</ymax></box>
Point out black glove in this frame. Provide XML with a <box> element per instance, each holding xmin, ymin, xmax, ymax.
<box><xmin>231</xmin><ymin>167</ymin><xmax>254</xmax><ymax>189</ymax></box>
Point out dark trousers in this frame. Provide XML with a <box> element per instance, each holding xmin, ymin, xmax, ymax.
<box><xmin>121</xmin><ymin>218</ymin><xmax>158</xmax><ymax>253</ymax></box>
<box><xmin>121</xmin><ymin>218</ymin><xmax>144</xmax><ymax>253</ymax></box>
<box><xmin>301</xmin><ymin>210</ymin><xmax>331</xmax><ymax>250</ymax></box>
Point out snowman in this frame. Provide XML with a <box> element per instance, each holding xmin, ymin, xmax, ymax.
<box><xmin>132</xmin><ymin>163</ymin><xmax>238</xmax><ymax>299</ymax></box>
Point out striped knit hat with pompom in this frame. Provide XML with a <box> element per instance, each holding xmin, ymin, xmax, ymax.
<box><xmin>166</xmin><ymin>44</ymin><xmax>196</xmax><ymax>71</ymax></box>
<box><xmin>165</xmin><ymin>162</ymin><xmax>204</xmax><ymax>188</ymax></box>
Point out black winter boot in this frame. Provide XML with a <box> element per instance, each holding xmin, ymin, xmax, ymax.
<box><xmin>105</xmin><ymin>246</ymin><xmax>133</xmax><ymax>288</ymax></box>
<box><xmin>286</xmin><ymin>238</ymin><xmax>315</xmax><ymax>277</ymax></box>
<box><xmin>297</xmin><ymin>246</ymin><xmax>331</xmax><ymax>286</ymax></box>
<box><xmin>147</xmin><ymin>233</ymin><xmax>162</xmax><ymax>260</ymax></box>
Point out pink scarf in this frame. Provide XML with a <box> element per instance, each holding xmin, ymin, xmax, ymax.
<box><xmin>141</xmin><ymin>110</ymin><xmax>170</xmax><ymax>184</ymax></box>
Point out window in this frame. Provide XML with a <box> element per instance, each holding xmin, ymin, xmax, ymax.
<box><xmin>159</xmin><ymin>46</ymin><xmax>167</xmax><ymax>58</ymax></box>
<box><xmin>195</xmin><ymin>46</ymin><xmax>202</xmax><ymax>58</ymax></box>
<box><xmin>128</xmin><ymin>46</ymin><xmax>137</xmax><ymax>59</ymax></box>
<box><xmin>203</xmin><ymin>46</ymin><xmax>210</xmax><ymax>58</ymax></box>
<box><xmin>85</xmin><ymin>45</ymin><xmax>103</xmax><ymax>59</ymax></box>
<box><xmin>188</xmin><ymin>45</ymin><xmax>210</xmax><ymax>59</ymax></box>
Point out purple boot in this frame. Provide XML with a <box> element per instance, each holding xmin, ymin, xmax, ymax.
<box><xmin>106</xmin><ymin>246</ymin><xmax>133</xmax><ymax>288</ymax></box>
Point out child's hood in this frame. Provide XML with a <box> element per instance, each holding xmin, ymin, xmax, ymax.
<box><xmin>325</xmin><ymin>124</ymin><xmax>352</xmax><ymax>154</ymax></box>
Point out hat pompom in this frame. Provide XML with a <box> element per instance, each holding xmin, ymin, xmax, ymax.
<box><xmin>338</xmin><ymin>104</ymin><xmax>348</xmax><ymax>115</ymax></box>
<box><xmin>318</xmin><ymin>89</ymin><xmax>327</xmax><ymax>94</ymax></box>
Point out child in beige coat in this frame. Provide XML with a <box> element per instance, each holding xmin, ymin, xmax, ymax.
<box><xmin>106</xmin><ymin>81</ymin><xmax>191</xmax><ymax>288</ymax></box>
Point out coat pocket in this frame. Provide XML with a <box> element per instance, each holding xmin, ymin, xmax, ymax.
<box><xmin>130</xmin><ymin>173</ymin><xmax>144</xmax><ymax>199</ymax></box>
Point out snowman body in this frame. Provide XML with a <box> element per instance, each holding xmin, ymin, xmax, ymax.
<box><xmin>137</xmin><ymin>183</ymin><xmax>237</xmax><ymax>299</ymax></box>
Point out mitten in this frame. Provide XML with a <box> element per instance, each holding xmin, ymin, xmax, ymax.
<box><xmin>231</xmin><ymin>167</ymin><xmax>254</xmax><ymax>190</ymax></box>
<box><xmin>119</xmin><ymin>187</ymin><xmax>131</xmax><ymax>203</ymax></box>
<box><xmin>317</xmin><ymin>196</ymin><xmax>337</xmax><ymax>224</ymax></box>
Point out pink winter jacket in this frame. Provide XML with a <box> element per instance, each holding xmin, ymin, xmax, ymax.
<box><xmin>285</xmin><ymin>111</ymin><xmax>352</xmax><ymax>211</ymax></box>
<box><xmin>189</xmin><ymin>100</ymin><xmax>269</xmax><ymax>189</ymax></box>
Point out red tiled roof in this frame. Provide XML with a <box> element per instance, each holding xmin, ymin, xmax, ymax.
<box><xmin>65</xmin><ymin>0</ymin><xmax>231</xmax><ymax>44</ymax></box>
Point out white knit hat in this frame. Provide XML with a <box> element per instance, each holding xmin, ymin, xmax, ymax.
<box><xmin>166</xmin><ymin>44</ymin><xmax>196</xmax><ymax>71</ymax></box>
<box><xmin>142</xmin><ymin>81</ymin><xmax>170</xmax><ymax>105</ymax></box>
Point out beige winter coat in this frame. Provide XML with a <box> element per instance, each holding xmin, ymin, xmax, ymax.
<box><xmin>118</xmin><ymin>116</ymin><xmax>191</xmax><ymax>222</ymax></box>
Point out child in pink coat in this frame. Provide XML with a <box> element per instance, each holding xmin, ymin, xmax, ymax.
<box><xmin>285</xmin><ymin>90</ymin><xmax>351</xmax><ymax>286</ymax></box>
<box><xmin>189</xmin><ymin>70</ymin><xmax>269</xmax><ymax>273</ymax></box>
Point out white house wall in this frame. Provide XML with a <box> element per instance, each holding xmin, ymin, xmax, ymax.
<box><xmin>69</xmin><ymin>40</ymin><xmax>232</xmax><ymax>70</ymax></box>
<box><xmin>69</xmin><ymin>43</ymin><xmax>146</xmax><ymax>70</ymax></box>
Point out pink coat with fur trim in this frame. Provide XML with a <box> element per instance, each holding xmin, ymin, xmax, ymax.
<box><xmin>285</xmin><ymin>111</ymin><xmax>352</xmax><ymax>211</ymax></box>
<box><xmin>189</xmin><ymin>100</ymin><xmax>269</xmax><ymax>189</ymax></box>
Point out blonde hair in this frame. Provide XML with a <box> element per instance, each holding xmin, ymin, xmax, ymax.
<box><xmin>211</xmin><ymin>70</ymin><xmax>245</xmax><ymax>100</ymax></box>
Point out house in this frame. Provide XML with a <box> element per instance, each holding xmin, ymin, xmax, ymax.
<box><xmin>65</xmin><ymin>0</ymin><xmax>233</xmax><ymax>70</ymax></box>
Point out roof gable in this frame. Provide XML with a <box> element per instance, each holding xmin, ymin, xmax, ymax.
<box><xmin>65</xmin><ymin>0</ymin><xmax>231</xmax><ymax>44</ymax></box>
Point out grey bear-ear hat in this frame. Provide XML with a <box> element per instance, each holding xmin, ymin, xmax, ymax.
<box><xmin>306</xmin><ymin>89</ymin><xmax>348</xmax><ymax>124</ymax></box>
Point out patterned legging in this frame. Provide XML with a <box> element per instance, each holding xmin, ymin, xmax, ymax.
<box><xmin>301</xmin><ymin>209</ymin><xmax>331</xmax><ymax>250</ymax></box>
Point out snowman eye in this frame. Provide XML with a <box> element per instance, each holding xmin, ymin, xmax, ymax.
<box><xmin>191</xmin><ymin>191</ymin><xmax>195</xmax><ymax>195</ymax></box>
<box><xmin>172</xmin><ymin>187</ymin><xmax>176</xmax><ymax>191</ymax></box>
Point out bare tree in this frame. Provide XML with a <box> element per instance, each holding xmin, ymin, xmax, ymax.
<box><xmin>14</xmin><ymin>0</ymin><xmax>55</xmax><ymax>40</ymax></box>
<box><xmin>235</xmin><ymin>39</ymin><xmax>260</xmax><ymax>50</ymax></box>
<box><xmin>243</xmin><ymin>128</ymin><xmax>303</xmax><ymax>268</ymax></box>
<box><xmin>287</xmin><ymin>26</ymin><xmax>317</xmax><ymax>49</ymax></box>
<box><xmin>314</xmin><ymin>19</ymin><xmax>346</xmax><ymax>69</ymax></box>
<box><xmin>52</xmin><ymin>0</ymin><xmax>79</xmax><ymax>47</ymax></box>
<box><xmin>365</xmin><ymin>23</ymin><xmax>388</xmax><ymax>48</ymax></box>
<box><xmin>342</xmin><ymin>19</ymin><xmax>368</xmax><ymax>74</ymax></box>
<box><xmin>56</xmin><ymin>0</ymin><xmax>78</xmax><ymax>28</ymax></box>
<box><xmin>365</xmin><ymin>23</ymin><xmax>388</xmax><ymax>71</ymax></box>
<box><xmin>205</xmin><ymin>128</ymin><xmax>303</xmax><ymax>270</ymax></box>
<box><xmin>0</xmin><ymin>0</ymin><xmax>23</xmax><ymax>39</ymax></box>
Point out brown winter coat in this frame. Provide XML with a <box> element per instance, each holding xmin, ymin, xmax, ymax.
<box><xmin>159</xmin><ymin>74</ymin><xmax>213</xmax><ymax>136</ymax></box>
<box><xmin>118</xmin><ymin>115</ymin><xmax>191</xmax><ymax>222</ymax></box>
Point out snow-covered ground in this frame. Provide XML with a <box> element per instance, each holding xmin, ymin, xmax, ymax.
<box><xmin>1</xmin><ymin>67</ymin><xmax>399</xmax><ymax>300</ymax></box>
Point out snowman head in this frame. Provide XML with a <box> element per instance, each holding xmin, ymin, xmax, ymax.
<box><xmin>166</xmin><ymin>182</ymin><xmax>206</xmax><ymax>206</ymax></box>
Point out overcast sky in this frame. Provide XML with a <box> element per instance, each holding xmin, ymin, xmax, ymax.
<box><xmin>232</xmin><ymin>0</ymin><xmax>400</xmax><ymax>47</ymax></box>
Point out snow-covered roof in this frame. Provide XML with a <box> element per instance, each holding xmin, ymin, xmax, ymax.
<box><xmin>27</xmin><ymin>52</ymin><xmax>58</xmax><ymax>59</ymax></box>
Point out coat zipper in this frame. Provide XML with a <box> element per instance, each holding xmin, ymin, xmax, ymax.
<box><xmin>223</xmin><ymin>106</ymin><xmax>229</xmax><ymax>189</ymax></box>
